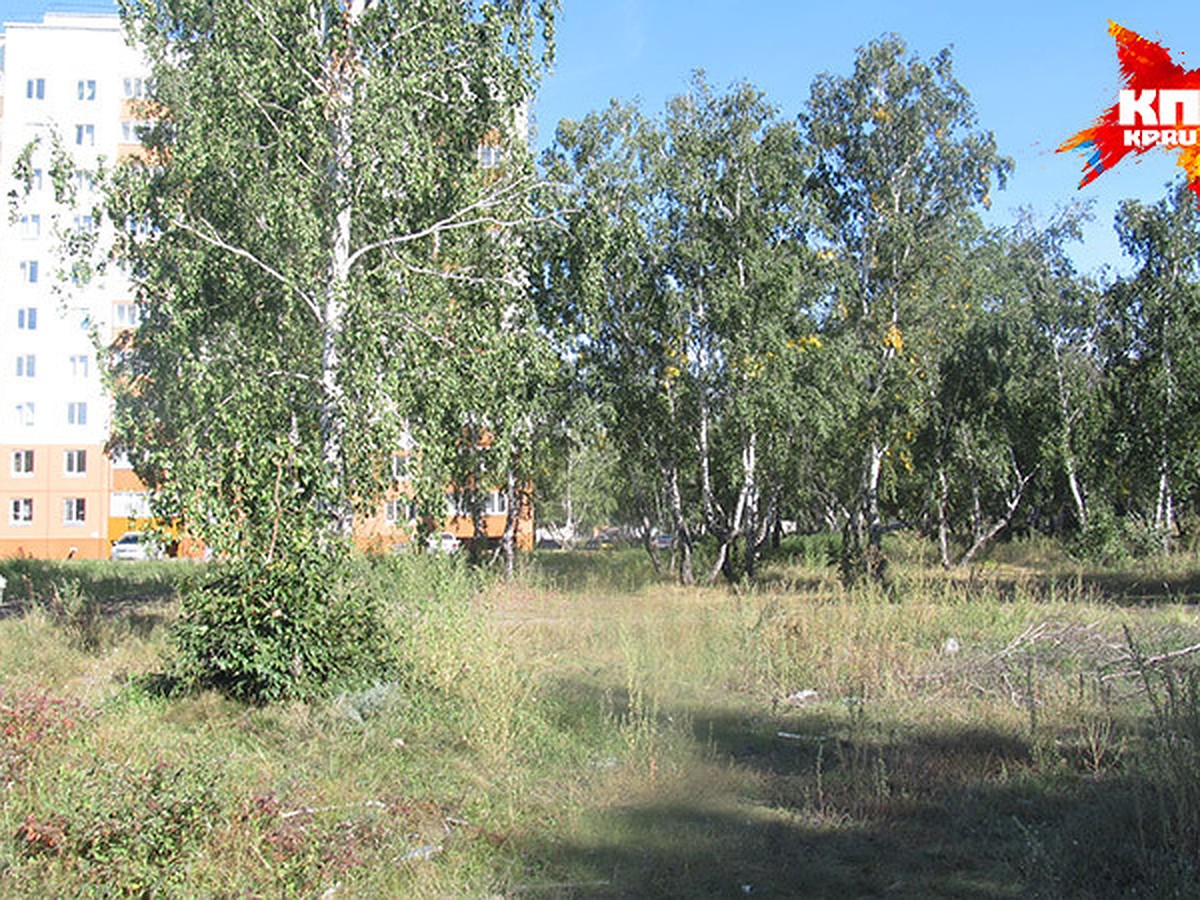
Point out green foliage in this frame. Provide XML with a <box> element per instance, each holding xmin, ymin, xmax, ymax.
<box><xmin>538</xmin><ymin>76</ymin><xmax>822</xmax><ymax>583</ymax></box>
<box><xmin>15</xmin><ymin>756</ymin><xmax>222</xmax><ymax>894</ymax></box>
<box><xmin>170</xmin><ymin>549</ymin><xmax>394</xmax><ymax>703</ymax></box>
<box><xmin>1102</xmin><ymin>182</ymin><xmax>1200</xmax><ymax>540</ymax></box>
<box><xmin>88</xmin><ymin>0</ymin><xmax>560</xmax><ymax>698</ymax></box>
<box><xmin>103</xmin><ymin>0</ymin><xmax>557</xmax><ymax>554</ymax></box>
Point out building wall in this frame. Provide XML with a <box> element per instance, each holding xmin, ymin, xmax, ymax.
<box><xmin>0</xmin><ymin>14</ymin><xmax>153</xmax><ymax>560</ymax></box>
<box><xmin>353</xmin><ymin>485</ymin><xmax>534</xmax><ymax>554</ymax></box>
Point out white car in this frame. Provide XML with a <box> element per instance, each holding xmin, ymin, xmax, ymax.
<box><xmin>426</xmin><ymin>532</ymin><xmax>461</xmax><ymax>554</ymax></box>
<box><xmin>110</xmin><ymin>531</ymin><xmax>162</xmax><ymax>561</ymax></box>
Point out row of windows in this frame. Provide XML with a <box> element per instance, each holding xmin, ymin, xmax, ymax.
<box><xmin>9</xmin><ymin>497</ymin><xmax>87</xmax><ymax>525</ymax></box>
<box><xmin>13</xmin><ymin>355</ymin><xmax>90</xmax><ymax>379</ymax></box>
<box><xmin>382</xmin><ymin>491</ymin><xmax>509</xmax><ymax>525</ymax></box>
<box><xmin>14</xmin><ymin>169</ymin><xmax>95</xmax><ymax>196</ymax></box>
<box><xmin>12</xmin><ymin>306</ymin><xmax>139</xmax><ymax>330</ymax></box>
<box><xmin>10</xmin><ymin>448</ymin><xmax>89</xmax><ymax>477</ymax></box>
<box><xmin>13</xmin><ymin>402</ymin><xmax>89</xmax><ymax>427</ymax></box>
<box><xmin>25</xmin><ymin>76</ymin><xmax>152</xmax><ymax>101</ymax></box>
<box><xmin>17</xmin><ymin>214</ymin><xmax>98</xmax><ymax>239</ymax></box>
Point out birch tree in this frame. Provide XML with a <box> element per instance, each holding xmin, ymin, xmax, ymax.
<box><xmin>1011</xmin><ymin>208</ymin><xmax>1107</xmax><ymax>534</ymax></box>
<box><xmin>107</xmin><ymin>0</ymin><xmax>556</xmax><ymax>557</ymax></box>
<box><xmin>803</xmin><ymin>36</ymin><xmax>1009</xmax><ymax>579</ymax></box>
<box><xmin>1108</xmin><ymin>180</ymin><xmax>1200</xmax><ymax>547</ymax></box>
<box><xmin>101</xmin><ymin>0</ymin><xmax>555</xmax><ymax>698</ymax></box>
<box><xmin>537</xmin><ymin>101</ymin><xmax>699</xmax><ymax>579</ymax></box>
<box><xmin>661</xmin><ymin>75</ymin><xmax>817</xmax><ymax>582</ymax></box>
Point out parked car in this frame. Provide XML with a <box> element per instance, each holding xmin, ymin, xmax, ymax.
<box><xmin>426</xmin><ymin>531</ymin><xmax>461</xmax><ymax>554</ymax></box>
<box><xmin>110</xmin><ymin>531</ymin><xmax>162</xmax><ymax>561</ymax></box>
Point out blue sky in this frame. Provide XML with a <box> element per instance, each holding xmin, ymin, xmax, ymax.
<box><xmin>533</xmin><ymin>1</ymin><xmax>1200</xmax><ymax>277</ymax></box>
<box><xmin>5</xmin><ymin>1</ymin><xmax>1199</xmax><ymax>275</ymax></box>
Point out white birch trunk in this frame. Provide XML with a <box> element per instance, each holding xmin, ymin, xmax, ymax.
<box><xmin>319</xmin><ymin>1</ymin><xmax>370</xmax><ymax>538</ymax></box>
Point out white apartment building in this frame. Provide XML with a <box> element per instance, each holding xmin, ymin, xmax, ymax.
<box><xmin>0</xmin><ymin>12</ymin><xmax>152</xmax><ymax>559</ymax></box>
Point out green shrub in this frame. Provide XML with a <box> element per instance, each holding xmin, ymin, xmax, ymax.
<box><xmin>170</xmin><ymin>546</ymin><xmax>395</xmax><ymax>703</ymax></box>
<box><xmin>1072</xmin><ymin>504</ymin><xmax>1171</xmax><ymax>565</ymax></box>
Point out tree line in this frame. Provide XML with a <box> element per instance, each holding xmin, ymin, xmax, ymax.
<box><xmin>532</xmin><ymin>39</ymin><xmax>1200</xmax><ymax>584</ymax></box>
<box><xmin>91</xmin><ymin>6</ymin><xmax>1200</xmax><ymax>589</ymax></box>
<box><xmin>39</xmin><ymin>1</ymin><xmax>1200</xmax><ymax>695</ymax></box>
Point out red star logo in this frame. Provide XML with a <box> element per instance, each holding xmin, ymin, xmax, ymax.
<box><xmin>1058</xmin><ymin>21</ymin><xmax>1200</xmax><ymax>204</ymax></box>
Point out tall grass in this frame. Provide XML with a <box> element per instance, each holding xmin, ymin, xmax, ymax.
<box><xmin>2</xmin><ymin>545</ymin><xmax>1200</xmax><ymax>894</ymax></box>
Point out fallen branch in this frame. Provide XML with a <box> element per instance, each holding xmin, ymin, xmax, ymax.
<box><xmin>1101</xmin><ymin>640</ymin><xmax>1200</xmax><ymax>683</ymax></box>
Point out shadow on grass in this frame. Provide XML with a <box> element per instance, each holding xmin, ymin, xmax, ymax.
<box><xmin>527</xmin><ymin>545</ymin><xmax>1200</xmax><ymax>607</ymax></box>
<box><xmin>529</xmin><ymin>550</ymin><xmax>667</xmax><ymax>595</ymax></box>
<box><xmin>1073</xmin><ymin>570</ymin><xmax>1200</xmax><ymax>606</ymax></box>
<box><xmin>0</xmin><ymin>557</ymin><xmax>189</xmax><ymax>622</ymax></box>
<box><xmin>947</xmin><ymin>570</ymin><xmax>1200</xmax><ymax>607</ymax></box>
<box><xmin>515</xmin><ymin>679</ymin><xmax>1194</xmax><ymax>898</ymax></box>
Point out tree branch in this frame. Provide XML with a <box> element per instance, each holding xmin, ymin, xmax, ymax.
<box><xmin>169</xmin><ymin>216</ymin><xmax>321</xmax><ymax>321</ymax></box>
<box><xmin>345</xmin><ymin>175</ymin><xmax>553</xmax><ymax>270</ymax></box>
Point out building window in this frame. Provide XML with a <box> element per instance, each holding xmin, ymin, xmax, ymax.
<box><xmin>17</xmin><ymin>308</ymin><xmax>37</xmax><ymax>330</ymax></box>
<box><xmin>75</xmin><ymin>124</ymin><xmax>96</xmax><ymax>146</ymax></box>
<box><xmin>15</xmin><ymin>403</ymin><xmax>35</xmax><ymax>427</ymax></box>
<box><xmin>72</xmin><ymin>214</ymin><xmax>96</xmax><ymax>234</ymax></box>
<box><xmin>384</xmin><ymin>499</ymin><xmax>415</xmax><ymax>525</ymax></box>
<box><xmin>74</xmin><ymin>171</ymin><xmax>95</xmax><ymax>193</ymax></box>
<box><xmin>31</xmin><ymin>168</ymin><xmax>43</xmax><ymax>191</ymax></box>
<box><xmin>26</xmin><ymin>78</ymin><xmax>45</xmax><ymax>100</ymax></box>
<box><xmin>68</xmin><ymin>402</ymin><xmax>88</xmax><ymax>426</ymax></box>
<box><xmin>16</xmin><ymin>355</ymin><xmax>36</xmax><ymax>378</ymax></box>
<box><xmin>19</xmin><ymin>214</ymin><xmax>41</xmax><ymax>239</ymax></box>
<box><xmin>11</xmin><ymin>451</ymin><xmax>34</xmax><ymax>477</ymax></box>
<box><xmin>111</xmin><ymin>490</ymin><xmax>149</xmax><ymax>518</ymax></box>
<box><xmin>115</xmin><ymin>303</ymin><xmax>140</xmax><ymax>328</ymax></box>
<box><xmin>484</xmin><ymin>490</ymin><xmax>509</xmax><ymax>516</ymax></box>
<box><xmin>125</xmin><ymin>215</ymin><xmax>154</xmax><ymax>240</ymax></box>
<box><xmin>123</xmin><ymin>76</ymin><xmax>151</xmax><ymax>99</ymax></box>
<box><xmin>120</xmin><ymin>120</ymin><xmax>154</xmax><ymax>143</ymax></box>
<box><xmin>70</xmin><ymin>354</ymin><xmax>90</xmax><ymax>378</ymax></box>
<box><xmin>10</xmin><ymin>499</ymin><xmax>33</xmax><ymax>525</ymax></box>
<box><xmin>77</xmin><ymin>79</ymin><xmax>96</xmax><ymax>101</ymax></box>
<box><xmin>20</xmin><ymin>260</ymin><xmax>39</xmax><ymax>284</ymax></box>
<box><xmin>63</xmin><ymin>498</ymin><xmax>86</xmax><ymax>526</ymax></box>
<box><xmin>64</xmin><ymin>449</ymin><xmax>87</xmax><ymax>476</ymax></box>
<box><xmin>478</xmin><ymin>144</ymin><xmax>504</xmax><ymax>169</ymax></box>
<box><xmin>445</xmin><ymin>491</ymin><xmax>470</xmax><ymax>517</ymax></box>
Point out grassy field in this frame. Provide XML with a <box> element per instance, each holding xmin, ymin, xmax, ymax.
<box><xmin>2</xmin><ymin>539</ymin><xmax>1200</xmax><ymax>897</ymax></box>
